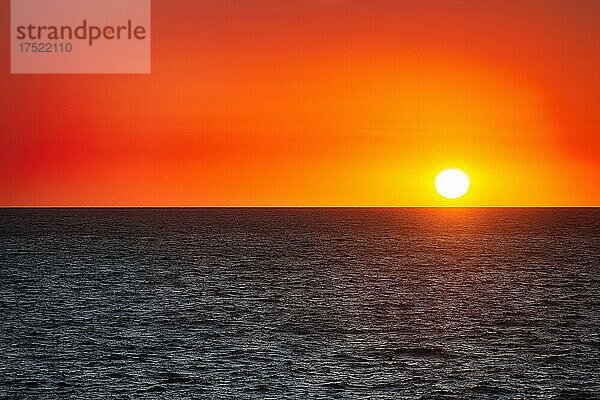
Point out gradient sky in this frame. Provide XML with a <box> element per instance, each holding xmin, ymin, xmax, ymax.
<box><xmin>1</xmin><ymin>0</ymin><xmax>599</xmax><ymax>206</ymax></box>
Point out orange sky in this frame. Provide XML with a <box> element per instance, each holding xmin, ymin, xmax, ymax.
<box><xmin>1</xmin><ymin>0</ymin><xmax>599</xmax><ymax>206</ymax></box>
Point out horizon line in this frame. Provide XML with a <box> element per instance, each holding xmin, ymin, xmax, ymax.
<box><xmin>1</xmin><ymin>206</ymin><xmax>599</xmax><ymax>209</ymax></box>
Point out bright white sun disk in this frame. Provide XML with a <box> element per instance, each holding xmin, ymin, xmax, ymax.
<box><xmin>435</xmin><ymin>169</ymin><xmax>470</xmax><ymax>199</ymax></box>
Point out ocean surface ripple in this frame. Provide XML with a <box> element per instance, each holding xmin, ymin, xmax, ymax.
<box><xmin>1</xmin><ymin>208</ymin><xmax>599</xmax><ymax>398</ymax></box>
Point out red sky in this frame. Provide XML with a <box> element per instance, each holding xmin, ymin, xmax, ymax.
<box><xmin>1</xmin><ymin>0</ymin><xmax>599</xmax><ymax>206</ymax></box>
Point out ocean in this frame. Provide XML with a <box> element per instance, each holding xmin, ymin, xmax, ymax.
<box><xmin>1</xmin><ymin>208</ymin><xmax>599</xmax><ymax>398</ymax></box>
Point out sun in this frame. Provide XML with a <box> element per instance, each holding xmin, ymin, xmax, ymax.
<box><xmin>435</xmin><ymin>169</ymin><xmax>470</xmax><ymax>199</ymax></box>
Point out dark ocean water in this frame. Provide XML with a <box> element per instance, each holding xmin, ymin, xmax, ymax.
<box><xmin>1</xmin><ymin>208</ymin><xmax>599</xmax><ymax>399</ymax></box>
